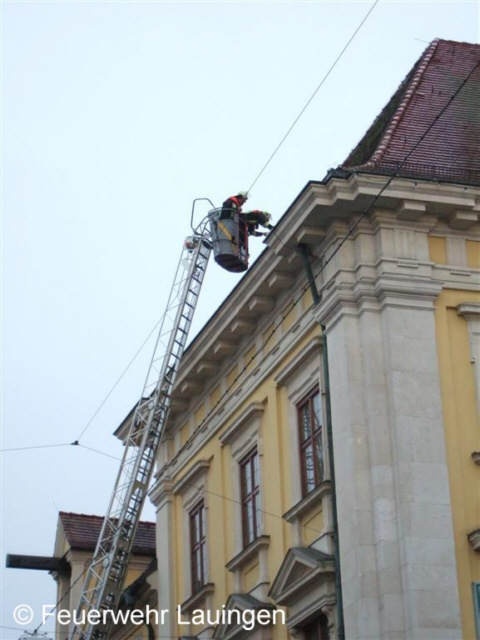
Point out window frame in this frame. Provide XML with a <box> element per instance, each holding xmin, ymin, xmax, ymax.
<box><xmin>297</xmin><ymin>387</ymin><xmax>324</xmax><ymax>496</ymax></box>
<box><xmin>474</xmin><ymin>582</ymin><xmax>480</xmax><ymax>640</ymax></box>
<box><xmin>239</xmin><ymin>447</ymin><xmax>261</xmax><ymax>547</ymax></box>
<box><xmin>189</xmin><ymin>499</ymin><xmax>206</xmax><ymax>593</ymax></box>
<box><xmin>303</xmin><ymin>614</ymin><xmax>330</xmax><ymax>639</ymax></box>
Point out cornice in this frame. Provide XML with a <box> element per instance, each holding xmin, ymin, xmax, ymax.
<box><xmin>219</xmin><ymin>402</ymin><xmax>266</xmax><ymax>447</ymax></box>
<box><xmin>457</xmin><ymin>302</ymin><xmax>480</xmax><ymax>318</ymax></box>
<box><xmin>172</xmin><ymin>458</ymin><xmax>212</xmax><ymax>495</ymax></box>
<box><xmin>148</xmin><ymin>476</ymin><xmax>174</xmax><ymax>508</ymax></box>
<box><xmin>283</xmin><ymin>481</ymin><xmax>331</xmax><ymax>523</ymax></box>
<box><xmin>274</xmin><ymin>337</ymin><xmax>322</xmax><ymax>387</ymax></box>
<box><xmin>180</xmin><ymin>582</ymin><xmax>215</xmax><ymax>614</ymax></box>
<box><xmin>225</xmin><ymin>536</ymin><xmax>270</xmax><ymax>573</ymax></box>
<box><xmin>159</xmin><ymin>316</ymin><xmax>320</xmax><ymax>480</ymax></box>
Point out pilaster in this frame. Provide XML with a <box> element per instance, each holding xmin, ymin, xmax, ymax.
<box><xmin>314</xmin><ymin>212</ymin><xmax>462</xmax><ymax>639</ymax></box>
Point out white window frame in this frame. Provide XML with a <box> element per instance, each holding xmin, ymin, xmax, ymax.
<box><xmin>173</xmin><ymin>459</ymin><xmax>211</xmax><ymax>599</ymax></box>
<box><xmin>474</xmin><ymin>582</ymin><xmax>480</xmax><ymax>640</ymax></box>
<box><xmin>219</xmin><ymin>402</ymin><xmax>265</xmax><ymax>555</ymax></box>
<box><xmin>275</xmin><ymin>337</ymin><xmax>325</xmax><ymax>507</ymax></box>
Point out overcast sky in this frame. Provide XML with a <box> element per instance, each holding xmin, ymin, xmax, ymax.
<box><xmin>1</xmin><ymin>1</ymin><xmax>479</xmax><ymax>638</ymax></box>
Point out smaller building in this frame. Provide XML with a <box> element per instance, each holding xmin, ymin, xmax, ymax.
<box><xmin>51</xmin><ymin>512</ymin><xmax>157</xmax><ymax>640</ymax></box>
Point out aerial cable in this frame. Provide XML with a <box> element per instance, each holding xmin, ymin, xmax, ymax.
<box><xmin>75</xmin><ymin>317</ymin><xmax>163</xmax><ymax>441</ymax></box>
<box><xmin>247</xmin><ymin>0</ymin><xmax>379</xmax><ymax>193</ymax></box>
<box><xmin>0</xmin><ymin>442</ymin><xmax>72</xmax><ymax>453</ymax></box>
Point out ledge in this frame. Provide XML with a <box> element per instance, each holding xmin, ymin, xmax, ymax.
<box><xmin>283</xmin><ymin>481</ymin><xmax>331</xmax><ymax>523</ymax></box>
<box><xmin>457</xmin><ymin>302</ymin><xmax>480</xmax><ymax>318</ymax></box>
<box><xmin>173</xmin><ymin>458</ymin><xmax>212</xmax><ymax>495</ymax></box>
<box><xmin>219</xmin><ymin>402</ymin><xmax>265</xmax><ymax>446</ymax></box>
<box><xmin>226</xmin><ymin>536</ymin><xmax>270</xmax><ymax>572</ymax></box>
<box><xmin>180</xmin><ymin>582</ymin><xmax>215</xmax><ymax>614</ymax></box>
<box><xmin>274</xmin><ymin>337</ymin><xmax>321</xmax><ymax>387</ymax></box>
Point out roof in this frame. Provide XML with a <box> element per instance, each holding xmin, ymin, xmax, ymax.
<box><xmin>59</xmin><ymin>512</ymin><xmax>156</xmax><ymax>556</ymax></box>
<box><xmin>342</xmin><ymin>39</ymin><xmax>480</xmax><ymax>185</ymax></box>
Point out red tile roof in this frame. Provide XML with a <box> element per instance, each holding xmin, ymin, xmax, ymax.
<box><xmin>59</xmin><ymin>512</ymin><xmax>155</xmax><ymax>556</ymax></box>
<box><xmin>343</xmin><ymin>39</ymin><xmax>480</xmax><ymax>185</ymax></box>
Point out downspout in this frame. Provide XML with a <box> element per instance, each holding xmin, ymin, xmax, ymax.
<box><xmin>298</xmin><ymin>244</ymin><xmax>345</xmax><ymax>640</ymax></box>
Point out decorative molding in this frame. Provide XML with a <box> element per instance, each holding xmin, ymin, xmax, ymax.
<box><xmin>173</xmin><ymin>459</ymin><xmax>212</xmax><ymax>496</ymax></box>
<box><xmin>283</xmin><ymin>481</ymin><xmax>331</xmax><ymax>524</ymax></box>
<box><xmin>268</xmin><ymin>546</ymin><xmax>335</xmax><ymax>606</ymax></box>
<box><xmin>180</xmin><ymin>582</ymin><xmax>215</xmax><ymax>614</ymax></box>
<box><xmin>457</xmin><ymin>303</ymin><xmax>480</xmax><ymax>318</ymax></box>
<box><xmin>467</xmin><ymin>529</ymin><xmax>480</xmax><ymax>552</ymax></box>
<box><xmin>148</xmin><ymin>477</ymin><xmax>174</xmax><ymax>508</ymax></box>
<box><xmin>274</xmin><ymin>337</ymin><xmax>322</xmax><ymax>387</ymax></box>
<box><xmin>226</xmin><ymin>536</ymin><xmax>270</xmax><ymax>573</ymax></box>
<box><xmin>219</xmin><ymin>403</ymin><xmax>265</xmax><ymax>447</ymax></box>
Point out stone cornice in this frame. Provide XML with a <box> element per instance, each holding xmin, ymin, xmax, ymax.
<box><xmin>158</xmin><ymin>316</ymin><xmax>320</xmax><ymax>481</ymax></box>
<box><xmin>172</xmin><ymin>458</ymin><xmax>212</xmax><ymax>495</ymax></box>
<box><xmin>148</xmin><ymin>476</ymin><xmax>174</xmax><ymax>508</ymax></box>
<box><xmin>166</xmin><ymin>175</ymin><xmax>479</xmax><ymax>430</ymax></box>
<box><xmin>283</xmin><ymin>481</ymin><xmax>331</xmax><ymax>523</ymax></box>
<box><xmin>225</xmin><ymin>536</ymin><xmax>270</xmax><ymax>572</ymax></box>
<box><xmin>180</xmin><ymin>582</ymin><xmax>215</xmax><ymax>613</ymax></box>
<box><xmin>467</xmin><ymin>529</ymin><xmax>480</xmax><ymax>552</ymax></box>
<box><xmin>219</xmin><ymin>402</ymin><xmax>266</xmax><ymax>446</ymax></box>
<box><xmin>274</xmin><ymin>337</ymin><xmax>322</xmax><ymax>387</ymax></box>
<box><xmin>457</xmin><ymin>303</ymin><xmax>480</xmax><ymax>318</ymax></box>
<box><xmin>316</xmin><ymin>268</ymin><xmax>444</xmax><ymax>331</ymax></box>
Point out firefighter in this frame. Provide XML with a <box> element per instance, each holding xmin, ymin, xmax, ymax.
<box><xmin>221</xmin><ymin>191</ymin><xmax>273</xmax><ymax>237</ymax></box>
<box><xmin>244</xmin><ymin>210</ymin><xmax>274</xmax><ymax>237</ymax></box>
<box><xmin>220</xmin><ymin>191</ymin><xmax>249</xmax><ymax>219</ymax></box>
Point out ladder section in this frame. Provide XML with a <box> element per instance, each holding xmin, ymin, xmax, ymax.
<box><xmin>69</xmin><ymin>224</ymin><xmax>212</xmax><ymax>640</ymax></box>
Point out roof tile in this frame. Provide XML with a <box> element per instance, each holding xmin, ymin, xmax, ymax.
<box><xmin>343</xmin><ymin>39</ymin><xmax>480</xmax><ymax>184</ymax></box>
<box><xmin>59</xmin><ymin>512</ymin><xmax>155</xmax><ymax>556</ymax></box>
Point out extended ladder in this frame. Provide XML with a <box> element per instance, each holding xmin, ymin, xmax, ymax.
<box><xmin>69</xmin><ymin>214</ymin><xmax>212</xmax><ymax>640</ymax></box>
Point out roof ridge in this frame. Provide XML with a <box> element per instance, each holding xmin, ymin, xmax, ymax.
<box><xmin>368</xmin><ymin>39</ymin><xmax>440</xmax><ymax>167</ymax></box>
<box><xmin>59</xmin><ymin>511</ymin><xmax>155</xmax><ymax>525</ymax></box>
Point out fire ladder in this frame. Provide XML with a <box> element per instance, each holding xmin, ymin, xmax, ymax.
<box><xmin>69</xmin><ymin>204</ymin><xmax>213</xmax><ymax>640</ymax></box>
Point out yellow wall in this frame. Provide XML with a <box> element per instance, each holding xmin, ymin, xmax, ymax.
<box><xmin>169</xmin><ymin>326</ymin><xmax>321</xmax><ymax>638</ymax></box>
<box><xmin>434</xmin><ymin>289</ymin><xmax>480</xmax><ymax>640</ymax></box>
<box><xmin>428</xmin><ymin>236</ymin><xmax>447</xmax><ymax>264</ymax></box>
<box><xmin>466</xmin><ymin>240</ymin><xmax>480</xmax><ymax>268</ymax></box>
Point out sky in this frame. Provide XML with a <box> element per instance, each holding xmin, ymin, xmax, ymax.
<box><xmin>1</xmin><ymin>0</ymin><xmax>479</xmax><ymax>638</ymax></box>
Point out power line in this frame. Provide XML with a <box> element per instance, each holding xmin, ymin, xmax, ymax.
<box><xmin>76</xmin><ymin>318</ymin><xmax>162</xmax><ymax>441</ymax></box>
<box><xmin>247</xmin><ymin>0</ymin><xmax>379</xmax><ymax>193</ymax></box>
<box><xmin>0</xmin><ymin>443</ymin><xmax>72</xmax><ymax>453</ymax></box>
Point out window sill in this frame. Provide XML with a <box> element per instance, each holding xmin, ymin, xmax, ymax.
<box><xmin>283</xmin><ymin>480</ymin><xmax>331</xmax><ymax>523</ymax></box>
<box><xmin>225</xmin><ymin>535</ymin><xmax>270</xmax><ymax>572</ymax></box>
<box><xmin>180</xmin><ymin>582</ymin><xmax>215</xmax><ymax>614</ymax></box>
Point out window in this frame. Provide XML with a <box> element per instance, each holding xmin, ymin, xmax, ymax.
<box><xmin>474</xmin><ymin>582</ymin><xmax>480</xmax><ymax>640</ymax></box>
<box><xmin>189</xmin><ymin>500</ymin><xmax>206</xmax><ymax>592</ymax></box>
<box><xmin>240</xmin><ymin>448</ymin><xmax>261</xmax><ymax>547</ymax></box>
<box><xmin>304</xmin><ymin>614</ymin><xmax>329</xmax><ymax>640</ymax></box>
<box><xmin>298</xmin><ymin>388</ymin><xmax>324</xmax><ymax>496</ymax></box>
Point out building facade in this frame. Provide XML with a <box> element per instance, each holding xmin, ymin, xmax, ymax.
<box><xmin>51</xmin><ymin>512</ymin><xmax>157</xmax><ymax>640</ymax></box>
<box><xmin>147</xmin><ymin>39</ymin><xmax>480</xmax><ymax>640</ymax></box>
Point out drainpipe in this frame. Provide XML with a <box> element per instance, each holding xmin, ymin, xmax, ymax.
<box><xmin>298</xmin><ymin>244</ymin><xmax>345</xmax><ymax>640</ymax></box>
